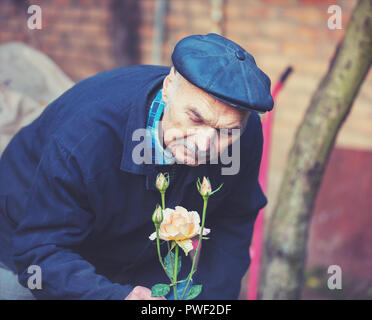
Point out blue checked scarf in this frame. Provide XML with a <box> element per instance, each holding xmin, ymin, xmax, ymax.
<box><xmin>146</xmin><ymin>88</ymin><xmax>175</xmax><ymax>165</ymax></box>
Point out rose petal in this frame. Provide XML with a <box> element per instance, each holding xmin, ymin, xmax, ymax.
<box><xmin>202</xmin><ymin>228</ymin><xmax>211</xmax><ymax>236</ymax></box>
<box><xmin>175</xmin><ymin>206</ymin><xmax>188</xmax><ymax>214</ymax></box>
<box><xmin>174</xmin><ymin>215</ymin><xmax>187</xmax><ymax>227</ymax></box>
<box><xmin>176</xmin><ymin>239</ymin><xmax>194</xmax><ymax>256</ymax></box>
<box><xmin>179</xmin><ymin>223</ymin><xmax>194</xmax><ymax>237</ymax></box>
<box><xmin>190</xmin><ymin>211</ymin><xmax>200</xmax><ymax>225</ymax></box>
<box><xmin>174</xmin><ymin>233</ymin><xmax>189</xmax><ymax>241</ymax></box>
<box><xmin>162</xmin><ymin>208</ymin><xmax>173</xmax><ymax>224</ymax></box>
<box><xmin>149</xmin><ymin>232</ymin><xmax>157</xmax><ymax>241</ymax></box>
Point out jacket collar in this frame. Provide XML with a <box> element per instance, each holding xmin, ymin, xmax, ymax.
<box><xmin>119</xmin><ymin>73</ymin><xmax>166</xmax><ymax>176</ymax></box>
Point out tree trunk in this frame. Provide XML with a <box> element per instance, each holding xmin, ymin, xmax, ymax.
<box><xmin>259</xmin><ymin>0</ymin><xmax>372</xmax><ymax>299</ymax></box>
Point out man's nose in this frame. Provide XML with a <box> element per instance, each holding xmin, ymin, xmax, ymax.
<box><xmin>195</xmin><ymin>127</ymin><xmax>216</xmax><ymax>152</ymax></box>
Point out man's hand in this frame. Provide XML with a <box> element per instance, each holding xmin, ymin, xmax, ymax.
<box><xmin>125</xmin><ymin>286</ymin><xmax>167</xmax><ymax>300</ymax></box>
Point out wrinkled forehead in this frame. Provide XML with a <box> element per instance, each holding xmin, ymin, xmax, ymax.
<box><xmin>177</xmin><ymin>74</ymin><xmax>249</xmax><ymax>122</ymax></box>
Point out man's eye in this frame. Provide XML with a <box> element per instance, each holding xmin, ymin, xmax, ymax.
<box><xmin>189</xmin><ymin>115</ymin><xmax>203</xmax><ymax>123</ymax></box>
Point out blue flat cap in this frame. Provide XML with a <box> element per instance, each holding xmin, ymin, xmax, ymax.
<box><xmin>171</xmin><ymin>33</ymin><xmax>274</xmax><ymax>113</ymax></box>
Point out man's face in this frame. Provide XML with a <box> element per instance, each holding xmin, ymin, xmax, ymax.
<box><xmin>160</xmin><ymin>67</ymin><xmax>250</xmax><ymax>166</ymax></box>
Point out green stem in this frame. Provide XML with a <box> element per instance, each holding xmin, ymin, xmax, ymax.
<box><xmin>173</xmin><ymin>243</ymin><xmax>179</xmax><ymax>300</ymax></box>
<box><xmin>161</xmin><ymin>192</ymin><xmax>165</xmax><ymax>210</ymax></box>
<box><xmin>161</xmin><ymin>191</ymin><xmax>175</xmax><ymax>281</ymax></box>
<box><xmin>181</xmin><ymin>196</ymin><xmax>208</xmax><ymax>300</ymax></box>
<box><xmin>156</xmin><ymin>226</ymin><xmax>172</xmax><ymax>281</ymax></box>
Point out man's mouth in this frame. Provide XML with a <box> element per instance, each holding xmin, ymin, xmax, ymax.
<box><xmin>169</xmin><ymin>141</ymin><xmax>210</xmax><ymax>164</ymax></box>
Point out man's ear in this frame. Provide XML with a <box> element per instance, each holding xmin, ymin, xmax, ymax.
<box><xmin>162</xmin><ymin>66</ymin><xmax>176</xmax><ymax>103</ymax></box>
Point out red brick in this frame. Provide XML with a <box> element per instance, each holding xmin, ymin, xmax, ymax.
<box><xmin>295</xmin><ymin>25</ymin><xmax>324</xmax><ymax>41</ymax></box>
<box><xmin>285</xmin><ymin>40</ymin><xmax>319</xmax><ymax>57</ymax></box>
<box><xmin>0</xmin><ymin>31</ymin><xmax>23</xmax><ymax>43</ymax></box>
<box><xmin>138</xmin><ymin>24</ymin><xmax>153</xmax><ymax>39</ymax></box>
<box><xmin>57</xmin><ymin>6</ymin><xmax>84</xmax><ymax>21</ymax></box>
<box><xmin>245</xmin><ymin>38</ymin><xmax>280</xmax><ymax>54</ymax></box>
<box><xmin>78</xmin><ymin>0</ymin><xmax>96</xmax><ymax>6</ymax></box>
<box><xmin>185</xmin><ymin>1</ymin><xmax>210</xmax><ymax>17</ymax></box>
<box><xmin>188</xmin><ymin>17</ymin><xmax>212</xmax><ymax>32</ymax></box>
<box><xmin>259</xmin><ymin>21</ymin><xmax>299</xmax><ymax>40</ymax></box>
<box><xmin>139</xmin><ymin>41</ymin><xmax>153</xmax><ymax>55</ymax></box>
<box><xmin>284</xmin><ymin>7</ymin><xmax>326</xmax><ymax>26</ymax></box>
<box><xmin>225</xmin><ymin>20</ymin><xmax>258</xmax><ymax>37</ymax></box>
<box><xmin>78</xmin><ymin>22</ymin><xmax>110</xmax><ymax>35</ymax></box>
<box><xmin>225</xmin><ymin>4</ymin><xmax>242</xmax><ymax>19</ymax></box>
<box><xmin>300</xmin><ymin>0</ymin><xmax>338</xmax><ymax>6</ymax></box>
<box><xmin>82</xmin><ymin>7</ymin><xmax>112</xmax><ymax>22</ymax></box>
<box><xmin>166</xmin><ymin>14</ymin><xmax>188</xmax><ymax>29</ymax></box>
<box><xmin>140</xmin><ymin>0</ymin><xmax>156</xmax><ymax>11</ymax></box>
<box><xmin>168</xmin><ymin>0</ymin><xmax>188</xmax><ymax>14</ymax></box>
<box><xmin>261</xmin><ymin>0</ymin><xmax>297</xmax><ymax>4</ymax></box>
<box><xmin>53</xmin><ymin>0</ymin><xmax>72</xmax><ymax>6</ymax></box>
<box><xmin>0</xmin><ymin>2</ymin><xmax>17</xmax><ymax>17</ymax></box>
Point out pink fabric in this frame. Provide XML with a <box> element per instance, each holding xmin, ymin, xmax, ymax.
<box><xmin>247</xmin><ymin>82</ymin><xmax>282</xmax><ymax>300</ymax></box>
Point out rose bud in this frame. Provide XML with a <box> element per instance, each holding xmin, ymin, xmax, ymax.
<box><xmin>155</xmin><ymin>172</ymin><xmax>169</xmax><ymax>193</ymax></box>
<box><xmin>199</xmin><ymin>177</ymin><xmax>212</xmax><ymax>197</ymax></box>
<box><xmin>152</xmin><ymin>204</ymin><xmax>163</xmax><ymax>226</ymax></box>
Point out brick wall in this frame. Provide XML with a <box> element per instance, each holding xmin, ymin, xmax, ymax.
<box><xmin>0</xmin><ymin>0</ymin><xmax>116</xmax><ymax>81</ymax></box>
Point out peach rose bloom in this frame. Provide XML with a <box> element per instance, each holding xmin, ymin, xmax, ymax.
<box><xmin>149</xmin><ymin>206</ymin><xmax>210</xmax><ymax>255</ymax></box>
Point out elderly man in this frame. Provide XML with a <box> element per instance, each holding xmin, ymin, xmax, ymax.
<box><xmin>0</xmin><ymin>33</ymin><xmax>273</xmax><ymax>300</ymax></box>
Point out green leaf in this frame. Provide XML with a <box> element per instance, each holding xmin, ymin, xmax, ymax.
<box><xmin>151</xmin><ymin>283</ymin><xmax>170</xmax><ymax>297</ymax></box>
<box><xmin>170</xmin><ymin>241</ymin><xmax>176</xmax><ymax>250</ymax></box>
<box><xmin>164</xmin><ymin>250</ymin><xmax>182</xmax><ymax>276</ymax></box>
<box><xmin>211</xmin><ymin>182</ymin><xmax>224</xmax><ymax>195</ymax></box>
<box><xmin>185</xmin><ymin>284</ymin><xmax>202</xmax><ymax>300</ymax></box>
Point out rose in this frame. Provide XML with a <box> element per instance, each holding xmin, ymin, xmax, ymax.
<box><xmin>149</xmin><ymin>206</ymin><xmax>210</xmax><ymax>255</ymax></box>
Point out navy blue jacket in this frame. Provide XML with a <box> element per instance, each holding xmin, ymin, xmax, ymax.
<box><xmin>0</xmin><ymin>65</ymin><xmax>267</xmax><ymax>299</ymax></box>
